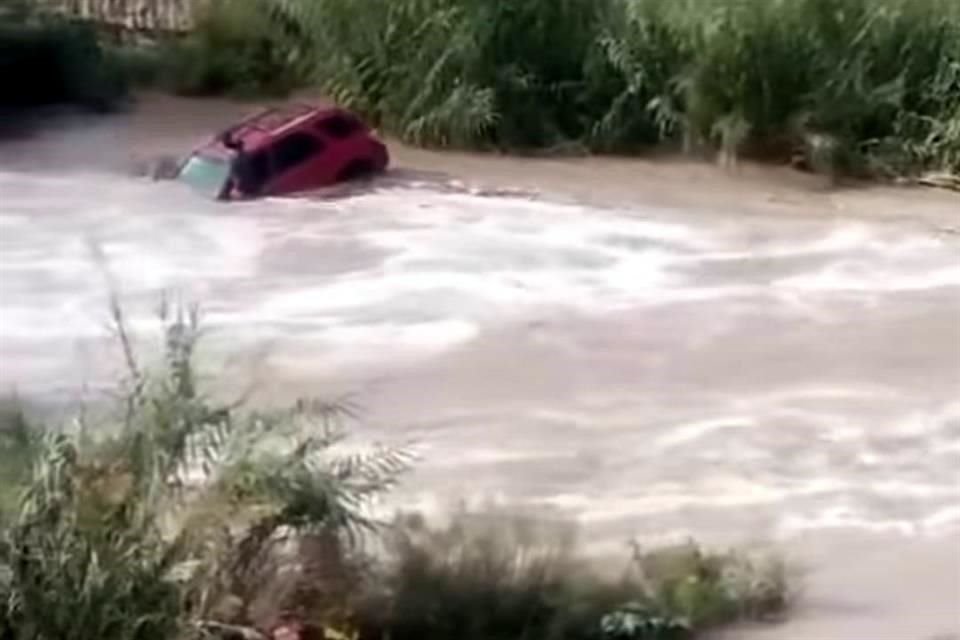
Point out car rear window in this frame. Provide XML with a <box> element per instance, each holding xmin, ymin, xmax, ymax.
<box><xmin>317</xmin><ymin>114</ymin><xmax>363</xmax><ymax>139</ymax></box>
<box><xmin>273</xmin><ymin>132</ymin><xmax>324</xmax><ymax>174</ymax></box>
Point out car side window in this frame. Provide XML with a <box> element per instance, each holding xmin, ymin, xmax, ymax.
<box><xmin>235</xmin><ymin>150</ymin><xmax>271</xmax><ymax>195</ymax></box>
<box><xmin>272</xmin><ymin>132</ymin><xmax>325</xmax><ymax>175</ymax></box>
<box><xmin>317</xmin><ymin>114</ymin><xmax>362</xmax><ymax>139</ymax></box>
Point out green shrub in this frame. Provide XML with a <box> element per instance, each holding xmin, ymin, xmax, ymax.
<box><xmin>0</xmin><ymin>15</ymin><xmax>128</xmax><ymax>109</ymax></box>
<box><xmin>0</xmin><ymin>306</ymin><xmax>409</xmax><ymax>640</ymax></box>
<box><xmin>356</xmin><ymin>510</ymin><xmax>789</xmax><ymax>640</ymax></box>
<box><xmin>160</xmin><ymin>0</ymin><xmax>310</xmax><ymax>97</ymax></box>
<box><xmin>104</xmin><ymin>44</ymin><xmax>166</xmax><ymax>89</ymax></box>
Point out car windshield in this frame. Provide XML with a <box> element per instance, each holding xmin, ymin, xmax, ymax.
<box><xmin>176</xmin><ymin>153</ymin><xmax>231</xmax><ymax>198</ymax></box>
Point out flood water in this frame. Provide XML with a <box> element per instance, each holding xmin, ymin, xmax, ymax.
<box><xmin>1</xmin><ymin>96</ymin><xmax>959</xmax><ymax>639</ymax></box>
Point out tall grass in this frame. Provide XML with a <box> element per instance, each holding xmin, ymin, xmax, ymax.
<box><xmin>174</xmin><ymin>0</ymin><xmax>958</xmax><ymax>175</ymax></box>
<box><xmin>6</xmin><ymin>0</ymin><xmax>956</xmax><ymax>174</ymax></box>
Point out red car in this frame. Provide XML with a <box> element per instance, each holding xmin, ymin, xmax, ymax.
<box><xmin>175</xmin><ymin>103</ymin><xmax>389</xmax><ymax>200</ymax></box>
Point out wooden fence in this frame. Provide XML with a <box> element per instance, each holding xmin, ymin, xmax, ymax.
<box><xmin>42</xmin><ymin>0</ymin><xmax>197</xmax><ymax>33</ymax></box>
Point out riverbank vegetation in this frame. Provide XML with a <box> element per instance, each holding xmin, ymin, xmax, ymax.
<box><xmin>3</xmin><ymin>0</ymin><xmax>958</xmax><ymax>175</ymax></box>
<box><xmin>0</xmin><ymin>309</ymin><xmax>790</xmax><ymax>639</ymax></box>
<box><xmin>166</xmin><ymin>0</ymin><xmax>960</xmax><ymax>178</ymax></box>
<box><xmin>0</xmin><ymin>0</ymin><xmax>129</xmax><ymax>109</ymax></box>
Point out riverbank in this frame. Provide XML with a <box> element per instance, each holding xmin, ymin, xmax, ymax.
<box><xmin>170</xmin><ymin>0</ymin><xmax>960</xmax><ymax>176</ymax></box>
<box><xmin>5</xmin><ymin>0</ymin><xmax>960</xmax><ymax>180</ymax></box>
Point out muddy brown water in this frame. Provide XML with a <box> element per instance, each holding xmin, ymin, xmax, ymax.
<box><xmin>1</xmin><ymin>94</ymin><xmax>959</xmax><ymax>638</ymax></box>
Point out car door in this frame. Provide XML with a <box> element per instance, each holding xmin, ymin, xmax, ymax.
<box><xmin>234</xmin><ymin>149</ymin><xmax>272</xmax><ymax>198</ymax></box>
<box><xmin>315</xmin><ymin>113</ymin><xmax>379</xmax><ymax>179</ymax></box>
<box><xmin>263</xmin><ymin>131</ymin><xmax>332</xmax><ymax>195</ymax></box>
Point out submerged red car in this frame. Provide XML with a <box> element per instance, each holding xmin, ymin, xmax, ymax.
<box><xmin>175</xmin><ymin>103</ymin><xmax>389</xmax><ymax>200</ymax></box>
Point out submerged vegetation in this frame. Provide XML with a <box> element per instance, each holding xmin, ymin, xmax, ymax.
<box><xmin>0</xmin><ymin>308</ymin><xmax>790</xmax><ymax>639</ymax></box>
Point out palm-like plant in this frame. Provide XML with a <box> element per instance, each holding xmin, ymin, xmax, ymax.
<box><xmin>0</xmin><ymin>304</ymin><xmax>410</xmax><ymax>640</ymax></box>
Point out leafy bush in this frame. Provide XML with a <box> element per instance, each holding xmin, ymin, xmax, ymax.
<box><xmin>105</xmin><ymin>44</ymin><xmax>166</xmax><ymax>89</ymax></box>
<box><xmin>356</xmin><ymin>510</ymin><xmax>789</xmax><ymax>640</ymax></box>
<box><xmin>0</xmin><ymin>16</ymin><xmax>128</xmax><ymax>109</ymax></box>
<box><xmin>0</xmin><ymin>305</ymin><xmax>409</xmax><ymax>639</ymax></box>
<box><xmin>160</xmin><ymin>0</ymin><xmax>311</xmax><ymax>97</ymax></box>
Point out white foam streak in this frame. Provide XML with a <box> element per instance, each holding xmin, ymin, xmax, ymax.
<box><xmin>777</xmin><ymin>263</ymin><xmax>960</xmax><ymax>293</ymax></box>
<box><xmin>4</xmin><ymin>172</ymin><xmax>960</xmax><ymax>351</ymax></box>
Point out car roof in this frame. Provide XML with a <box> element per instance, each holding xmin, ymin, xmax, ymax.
<box><xmin>203</xmin><ymin>103</ymin><xmax>348</xmax><ymax>153</ymax></box>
